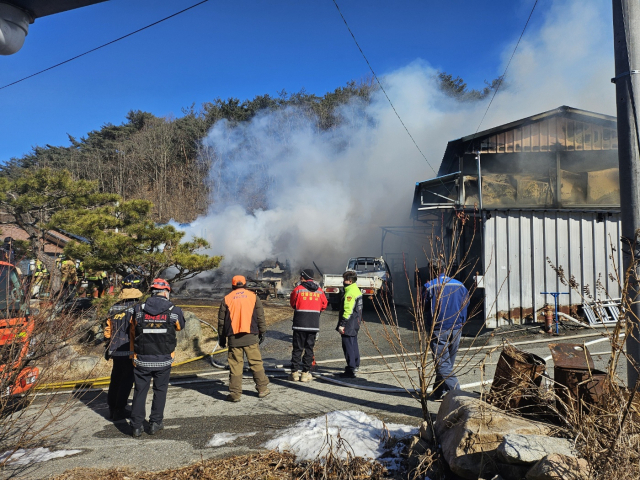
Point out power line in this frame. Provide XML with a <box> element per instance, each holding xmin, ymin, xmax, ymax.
<box><xmin>331</xmin><ymin>0</ymin><xmax>436</xmax><ymax>172</ymax></box>
<box><xmin>0</xmin><ymin>0</ymin><xmax>209</xmax><ymax>91</ymax></box>
<box><xmin>473</xmin><ymin>0</ymin><xmax>539</xmax><ymax>136</ymax></box>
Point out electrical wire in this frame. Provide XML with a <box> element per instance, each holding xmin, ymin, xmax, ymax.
<box><xmin>472</xmin><ymin>0</ymin><xmax>539</xmax><ymax>137</ymax></box>
<box><xmin>0</xmin><ymin>0</ymin><xmax>209</xmax><ymax>91</ymax></box>
<box><xmin>330</xmin><ymin>0</ymin><xmax>436</xmax><ymax>174</ymax></box>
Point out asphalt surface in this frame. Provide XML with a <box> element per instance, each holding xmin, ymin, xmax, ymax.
<box><xmin>2</xmin><ymin>306</ymin><xmax>625</xmax><ymax>479</ymax></box>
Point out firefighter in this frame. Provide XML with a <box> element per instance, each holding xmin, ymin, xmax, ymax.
<box><xmin>289</xmin><ymin>269</ymin><xmax>327</xmax><ymax>382</ymax></box>
<box><xmin>217</xmin><ymin>275</ymin><xmax>269</xmax><ymax>402</ymax></box>
<box><xmin>336</xmin><ymin>270</ymin><xmax>363</xmax><ymax>378</ymax></box>
<box><xmin>60</xmin><ymin>256</ymin><xmax>78</xmax><ymax>299</ymax></box>
<box><xmin>85</xmin><ymin>269</ymin><xmax>105</xmax><ymax>298</ymax></box>
<box><xmin>104</xmin><ymin>274</ymin><xmax>143</xmax><ymax>421</ymax></box>
<box><xmin>31</xmin><ymin>259</ymin><xmax>49</xmax><ymax>298</ymax></box>
<box><xmin>127</xmin><ymin>278</ymin><xmax>185</xmax><ymax>437</ymax></box>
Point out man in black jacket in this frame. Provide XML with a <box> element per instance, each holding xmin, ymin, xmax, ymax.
<box><xmin>127</xmin><ymin>278</ymin><xmax>185</xmax><ymax>438</ymax></box>
<box><xmin>104</xmin><ymin>274</ymin><xmax>143</xmax><ymax>421</ymax></box>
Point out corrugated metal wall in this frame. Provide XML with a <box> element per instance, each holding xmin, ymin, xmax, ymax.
<box><xmin>483</xmin><ymin>210</ymin><xmax>622</xmax><ymax>327</ymax></box>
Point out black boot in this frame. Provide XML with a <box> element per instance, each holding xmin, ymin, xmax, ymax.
<box><xmin>132</xmin><ymin>426</ymin><xmax>143</xmax><ymax>438</ymax></box>
<box><xmin>149</xmin><ymin>421</ymin><xmax>164</xmax><ymax>435</ymax></box>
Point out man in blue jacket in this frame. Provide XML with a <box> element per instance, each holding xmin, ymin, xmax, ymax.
<box><xmin>423</xmin><ymin>267</ymin><xmax>469</xmax><ymax>401</ymax></box>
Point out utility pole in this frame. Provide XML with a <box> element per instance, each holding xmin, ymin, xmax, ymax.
<box><xmin>612</xmin><ymin>0</ymin><xmax>640</xmax><ymax>386</ymax></box>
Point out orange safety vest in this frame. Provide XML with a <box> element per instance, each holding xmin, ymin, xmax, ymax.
<box><xmin>224</xmin><ymin>288</ymin><xmax>256</xmax><ymax>335</ymax></box>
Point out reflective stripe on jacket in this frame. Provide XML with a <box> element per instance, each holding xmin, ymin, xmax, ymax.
<box><xmin>105</xmin><ymin>297</ymin><xmax>140</xmax><ymax>356</ymax></box>
<box><xmin>290</xmin><ymin>281</ymin><xmax>328</xmax><ymax>332</ymax></box>
<box><xmin>127</xmin><ymin>295</ymin><xmax>185</xmax><ymax>370</ymax></box>
<box><xmin>337</xmin><ymin>283</ymin><xmax>363</xmax><ymax>336</ymax></box>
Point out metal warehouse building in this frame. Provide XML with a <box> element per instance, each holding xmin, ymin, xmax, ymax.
<box><xmin>411</xmin><ymin>106</ymin><xmax>622</xmax><ymax>327</ymax></box>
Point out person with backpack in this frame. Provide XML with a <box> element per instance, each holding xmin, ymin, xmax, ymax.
<box><xmin>103</xmin><ymin>274</ymin><xmax>143</xmax><ymax>421</ymax></box>
<box><xmin>127</xmin><ymin>278</ymin><xmax>185</xmax><ymax>437</ymax></box>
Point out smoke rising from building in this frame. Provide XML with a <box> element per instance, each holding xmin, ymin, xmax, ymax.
<box><xmin>179</xmin><ymin>0</ymin><xmax>615</xmax><ymax>274</ymax></box>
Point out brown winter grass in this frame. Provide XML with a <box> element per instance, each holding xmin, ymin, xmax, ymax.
<box><xmin>182</xmin><ymin>303</ymin><xmax>294</xmax><ymax>328</ymax></box>
<box><xmin>53</xmin><ymin>450</ymin><xmax>387</xmax><ymax>480</ymax></box>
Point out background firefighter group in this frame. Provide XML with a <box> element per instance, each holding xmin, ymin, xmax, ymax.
<box><xmin>31</xmin><ymin>255</ymin><xmax>120</xmax><ymax>299</ymax></box>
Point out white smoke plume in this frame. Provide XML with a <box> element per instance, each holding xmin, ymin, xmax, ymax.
<box><xmin>180</xmin><ymin>0</ymin><xmax>615</xmax><ymax>274</ymax></box>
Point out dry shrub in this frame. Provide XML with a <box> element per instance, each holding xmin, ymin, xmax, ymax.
<box><xmin>0</xmin><ymin>280</ymin><xmax>102</xmax><ymax>464</ymax></box>
<box><xmin>53</xmin><ymin>450</ymin><xmax>387</xmax><ymax>480</ymax></box>
<box><xmin>562</xmin><ymin>383</ymin><xmax>640</xmax><ymax>480</ymax></box>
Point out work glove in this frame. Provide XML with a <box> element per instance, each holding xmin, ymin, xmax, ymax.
<box><xmin>218</xmin><ymin>337</ymin><xmax>226</xmax><ymax>349</ymax></box>
<box><xmin>104</xmin><ymin>348</ymin><xmax>111</xmax><ymax>361</ymax></box>
<box><xmin>259</xmin><ymin>333</ymin><xmax>265</xmax><ymax>345</ymax></box>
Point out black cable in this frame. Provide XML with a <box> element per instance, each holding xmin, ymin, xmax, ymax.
<box><xmin>0</xmin><ymin>0</ymin><xmax>209</xmax><ymax>91</ymax></box>
<box><xmin>472</xmin><ymin>0</ymin><xmax>539</xmax><ymax>137</ymax></box>
<box><xmin>331</xmin><ymin>0</ymin><xmax>436</xmax><ymax>173</ymax></box>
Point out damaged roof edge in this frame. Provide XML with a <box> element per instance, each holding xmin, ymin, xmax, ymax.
<box><xmin>455</xmin><ymin>106</ymin><xmax>617</xmax><ymax>145</ymax></box>
<box><xmin>436</xmin><ymin>105</ymin><xmax>618</xmax><ymax>176</ymax></box>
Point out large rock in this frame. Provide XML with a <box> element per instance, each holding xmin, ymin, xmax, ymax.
<box><xmin>497</xmin><ymin>434</ymin><xmax>576</xmax><ymax>465</ymax></box>
<box><xmin>525</xmin><ymin>453</ymin><xmax>588</xmax><ymax>480</ymax></box>
<box><xmin>435</xmin><ymin>391</ymin><xmax>554</xmax><ymax>480</ymax></box>
<box><xmin>176</xmin><ymin>311</ymin><xmax>202</xmax><ymax>350</ymax></box>
<box><xmin>68</xmin><ymin>356</ymin><xmax>100</xmax><ymax>376</ymax></box>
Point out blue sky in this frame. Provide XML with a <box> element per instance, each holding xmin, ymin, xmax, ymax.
<box><xmin>1</xmin><ymin>0</ymin><xmax>546</xmax><ymax>161</ymax></box>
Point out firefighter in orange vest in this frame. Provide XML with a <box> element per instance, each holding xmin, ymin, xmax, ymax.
<box><xmin>217</xmin><ymin>275</ymin><xmax>269</xmax><ymax>402</ymax></box>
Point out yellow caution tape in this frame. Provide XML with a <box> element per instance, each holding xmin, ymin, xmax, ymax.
<box><xmin>35</xmin><ymin>348</ymin><xmax>228</xmax><ymax>391</ymax></box>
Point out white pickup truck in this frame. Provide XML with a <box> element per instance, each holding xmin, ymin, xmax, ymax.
<box><xmin>322</xmin><ymin>256</ymin><xmax>393</xmax><ymax>308</ymax></box>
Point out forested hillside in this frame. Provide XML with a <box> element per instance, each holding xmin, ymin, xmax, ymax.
<box><xmin>1</xmin><ymin>73</ymin><xmax>496</xmax><ymax>223</ymax></box>
<box><xmin>1</xmin><ymin>82</ymin><xmax>375</xmax><ymax>223</ymax></box>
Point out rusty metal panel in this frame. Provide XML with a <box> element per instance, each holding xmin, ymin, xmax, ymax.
<box><xmin>519</xmin><ymin>212</ymin><xmax>534</xmax><ymax>319</ymax></box>
<box><xmin>568</xmin><ymin>215</ymin><xmax>582</xmax><ymax>307</ymax></box>
<box><xmin>580</xmin><ymin>215</ymin><xmax>595</xmax><ymax>300</ymax></box>
<box><xmin>508</xmin><ymin>214</ymin><xmax>522</xmax><ymax>313</ymax></box>
<box><xmin>531</xmin><ymin>212</ymin><xmax>546</xmax><ymax>320</ymax></box>
<box><xmin>549</xmin><ymin>343</ymin><xmax>595</xmax><ymax>370</ymax></box>
<box><xmin>495</xmin><ymin>213</ymin><xmax>510</xmax><ymax>320</ymax></box>
<box><xmin>484</xmin><ymin>211</ymin><xmax>622</xmax><ymax>327</ymax></box>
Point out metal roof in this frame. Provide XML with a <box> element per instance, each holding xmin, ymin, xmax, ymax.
<box><xmin>5</xmin><ymin>0</ymin><xmax>106</xmax><ymax>19</ymax></box>
<box><xmin>437</xmin><ymin>106</ymin><xmax>618</xmax><ymax>176</ymax></box>
<box><xmin>457</xmin><ymin>106</ymin><xmax>616</xmax><ymax>145</ymax></box>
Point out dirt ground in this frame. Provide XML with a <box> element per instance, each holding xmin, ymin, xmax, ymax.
<box><xmin>181</xmin><ymin>301</ymin><xmax>294</xmax><ymax>328</ymax></box>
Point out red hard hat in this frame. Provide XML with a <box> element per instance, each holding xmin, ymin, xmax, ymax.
<box><xmin>150</xmin><ymin>278</ymin><xmax>171</xmax><ymax>291</ymax></box>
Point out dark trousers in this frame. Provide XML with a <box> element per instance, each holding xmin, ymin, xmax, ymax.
<box><xmin>130</xmin><ymin>366</ymin><xmax>171</xmax><ymax>429</ymax></box>
<box><xmin>430</xmin><ymin>328</ymin><xmax>461</xmax><ymax>397</ymax></box>
<box><xmin>107</xmin><ymin>357</ymin><xmax>134</xmax><ymax>411</ymax></box>
<box><xmin>341</xmin><ymin>334</ymin><xmax>360</xmax><ymax>373</ymax></box>
<box><xmin>291</xmin><ymin>331</ymin><xmax>317</xmax><ymax>372</ymax></box>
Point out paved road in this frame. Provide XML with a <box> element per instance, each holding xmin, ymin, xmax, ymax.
<box><xmin>3</xmin><ymin>307</ymin><xmax>624</xmax><ymax>479</ymax></box>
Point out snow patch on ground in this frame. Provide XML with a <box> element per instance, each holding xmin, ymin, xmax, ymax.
<box><xmin>0</xmin><ymin>447</ymin><xmax>82</xmax><ymax>465</ymax></box>
<box><xmin>207</xmin><ymin>431</ymin><xmax>257</xmax><ymax>447</ymax></box>
<box><xmin>263</xmin><ymin>410</ymin><xmax>417</xmax><ymax>461</ymax></box>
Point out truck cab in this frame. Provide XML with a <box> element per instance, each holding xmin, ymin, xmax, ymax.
<box><xmin>0</xmin><ymin>261</ymin><xmax>38</xmax><ymax>396</ymax></box>
<box><xmin>322</xmin><ymin>256</ymin><xmax>393</xmax><ymax>308</ymax></box>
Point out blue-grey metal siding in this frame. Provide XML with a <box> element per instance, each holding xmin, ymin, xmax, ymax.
<box><xmin>483</xmin><ymin>210</ymin><xmax>622</xmax><ymax>327</ymax></box>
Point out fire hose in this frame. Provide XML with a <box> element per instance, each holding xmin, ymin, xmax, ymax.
<box><xmin>34</xmin><ymin>328</ymin><xmax>624</xmax><ymax>394</ymax></box>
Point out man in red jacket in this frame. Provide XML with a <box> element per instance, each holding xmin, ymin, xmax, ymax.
<box><xmin>289</xmin><ymin>269</ymin><xmax>328</xmax><ymax>382</ymax></box>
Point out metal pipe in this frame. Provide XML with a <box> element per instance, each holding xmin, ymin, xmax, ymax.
<box><xmin>476</xmin><ymin>152</ymin><xmax>483</xmax><ymax>212</ymax></box>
